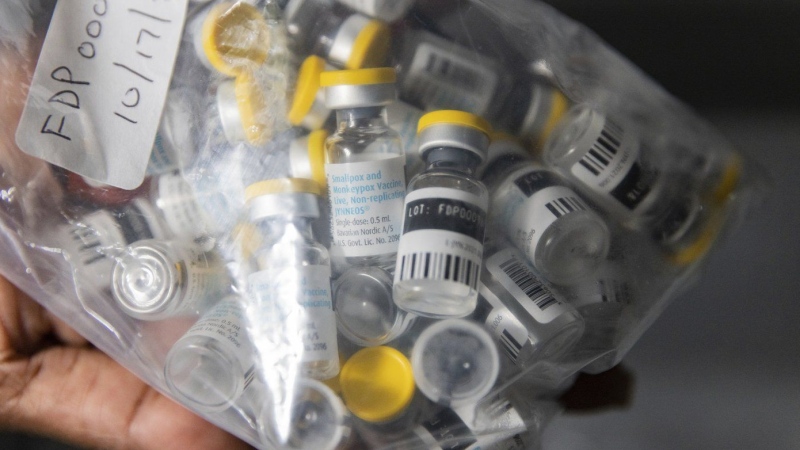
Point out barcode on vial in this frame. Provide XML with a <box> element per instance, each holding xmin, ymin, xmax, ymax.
<box><xmin>70</xmin><ymin>227</ymin><xmax>106</xmax><ymax>266</ymax></box>
<box><xmin>498</xmin><ymin>258</ymin><xmax>559</xmax><ymax>311</ymax></box>
<box><xmin>424</xmin><ymin>52</ymin><xmax>483</xmax><ymax>90</ymax></box>
<box><xmin>500</xmin><ymin>329</ymin><xmax>523</xmax><ymax>363</ymax></box>
<box><xmin>579</xmin><ymin>119</ymin><xmax>624</xmax><ymax>176</ymax></box>
<box><xmin>545</xmin><ymin>196</ymin><xmax>587</xmax><ymax>218</ymax></box>
<box><xmin>398</xmin><ymin>252</ymin><xmax>480</xmax><ymax>289</ymax></box>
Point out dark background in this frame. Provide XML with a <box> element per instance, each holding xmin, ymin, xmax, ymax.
<box><xmin>3</xmin><ymin>0</ymin><xmax>800</xmax><ymax>448</ymax></box>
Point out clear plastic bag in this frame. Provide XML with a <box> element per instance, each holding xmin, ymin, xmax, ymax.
<box><xmin>0</xmin><ymin>0</ymin><xmax>765</xmax><ymax>448</ymax></box>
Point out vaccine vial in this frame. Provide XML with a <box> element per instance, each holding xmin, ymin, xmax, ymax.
<box><xmin>259</xmin><ymin>378</ymin><xmax>350</xmax><ymax>450</ymax></box>
<box><xmin>285</xmin><ymin>0</ymin><xmax>391</xmax><ymax>69</ymax></box>
<box><xmin>245</xmin><ymin>178</ymin><xmax>339</xmax><ymax>380</ymax></box>
<box><xmin>190</xmin><ymin>1</ymin><xmax>272</xmax><ymax>77</ymax></box>
<box><xmin>321</xmin><ymin>68</ymin><xmax>406</xmax><ymax>272</ymax></box>
<box><xmin>290</xmin><ymin>129</ymin><xmax>329</xmax><ymax>188</ymax></box>
<box><xmin>149</xmin><ymin>172</ymin><xmax>217</xmax><ymax>241</ymax></box>
<box><xmin>482</xmin><ymin>137</ymin><xmax>610</xmax><ymax>285</ymax></box>
<box><xmin>397</xmin><ymin>29</ymin><xmax>512</xmax><ymax>119</ymax></box>
<box><xmin>165</xmin><ymin>296</ymin><xmax>256</xmax><ymax>412</ymax></box>
<box><xmin>111</xmin><ymin>239</ymin><xmax>228</xmax><ymax>321</ymax></box>
<box><xmin>411</xmin><ymin>319</ymin><xmax>499</xmax><ymax>408</ymax></box>
<box><xmin>335</xmin><ymin>0</ymin><xmax>415</xmax><ymax>22</ymax></box>
<box><xmin>216</xmin><ymin>72</ymin><xmax>282</xmax><ymax>146</ymax></box>
<box><xmin>543</xmin><ymin>105</ymin><xmax>711</xmax><ymax>262</ymax></box>
<box><xmin>339</xmin><ymin>346</ymin><xmax>417</xmax><ymax>424</ymax></box>
<box><xmin>333</xmin><ymin>267</ymin><xmax>416</xmax><ymax>347</ymax></box>
<box><xmin>496</xmin><ymin>79</ymin><xmax>570</xmax><ymax>148</ymax></box>
<box><xmin>475</xmin><ymin>247</ymin><xmax>584</xmax><ymax>367</ymax></box>
<box><xmin>59</xmin><ymin>199</ymin><xmax>169</xmax><ymax>290</ymax></box>
<box><xmin>393</xmin><ymin>111</ymin><xmax>490</xmax><ymax>318</ymax></box>
<box><xmin>146</xmin><ymin>87</ymin><xmax>199</xmax><ymax>176</ymax></box>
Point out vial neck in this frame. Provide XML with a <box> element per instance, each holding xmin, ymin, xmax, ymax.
<box><xmin>424</xmin><ymin>147</ymin><xmax>481</xmax><ymax>176</ymax></box>
<box><xmin>335</xmin><ymin>107</ymin><xmax>388</xmax><ymax>131</ymax></box>
<box><xmin>264</xmin><ymin>217</ymin><xmax>316</xmax><ymax>244</ymax></box>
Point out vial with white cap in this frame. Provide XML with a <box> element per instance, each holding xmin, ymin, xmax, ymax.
<box><xmin>543</xmin><ymin>105</ymin><xmax>715</xmax><ymax>264</ymax></box>
<box><xmin>289</xmin><ymin>56</ymin><xmax>426</xmax><ymax>177</ymax></box>
<box><xmin>474</xmin><ymin>245</ymin><xmax>584</xmax><ymax>368</ymax></box>
<box><xmin>411</xmin><ymin>319</ymin><xmax>499</xmax><ymax>408</ymax></box>
<box><xmin>482</xmin><ymin>136</ymin><xmax>610</xmax><ymax>285</ymax></box>
<box><xmin>333</xmin><ymin>266</ymin><xmax>416</xmax><ymax>347</ymax></box>
<box><xmin>165</xmin><ymin>296</ymin><xmax>257</xmax><ymax>412</ymax></box>
<box><xmin>393</xmin><ymin>110</ymin><xmax>491</xmax><ymax>318</ymax></box>
<box><xmin>284</xmin><ymin>0</ymin><xmax>391</xmax><ymax>69</ymax></box>
<box><xmin>190</xmin><ymin>1</ymin><xmax>273</xmax><ymax>77</ymax></box>
<box><xmin>321</xmin><ymin>68</ymin><xmax>406</xmax><ymax>273</ymax></box>
<box><xmin>111</xmin><ymin>239</ymin><xmax>228</xmax><ymax>321</ymax></box>
<box><xmin>335</xmin><ymin>0</ymin><xmax>415</xmax><ymax>22</ymax></box>
<box><xmin>245</xmin><ymin>178</ymin><xmax>339</xmax><ymax>380</ymax></box>
<box><xmin>259</xmin><ymin>378</ymin><xmax>351</xmax><ymax>450</ymax></box>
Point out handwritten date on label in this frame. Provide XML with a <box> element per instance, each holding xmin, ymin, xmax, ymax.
<box><xmin>15</xmin><ymin>0</ymin><xmax>188</xmax><ymax>189</ymax></box>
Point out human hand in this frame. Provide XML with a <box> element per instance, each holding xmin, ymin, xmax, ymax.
<box><xmin>0</xmin><ymin>275</ymin><xmax>253</xmax><ymax>450</ymax></box>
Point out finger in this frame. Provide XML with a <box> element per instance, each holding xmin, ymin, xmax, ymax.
<box><xmin>46</xmin><ymin>313</ymin><xmax>89</xmax><ymax>347</ymax></box>
<box><xmin>0</xmin><ymin>346</ymin><xmax>253</xmax><ymax>450</ymax></box>
<box><xmin>0</xmin><ymin>277</ymin><xmax>53</xmax><ymax>357</ymax></box>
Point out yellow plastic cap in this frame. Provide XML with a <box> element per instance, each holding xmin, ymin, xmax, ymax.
<box><xmin>346</xmin><ymin>20</ymin><xmax>391</xmax><ymax>69</ymax></box>
<box><xmin>307</xmin><ymin>129</ymin><xmax>329</xmax><ymax>188</ymax></box>
<box><xmin>235</xmin><ymin>73</ymin><xmax>270</xmax><ymax>145</ymax></box>
<box><xmin>289</xmin><ymin>56</ymin><xmax>328</xmax><ymax>125</ymax></box>
<box><xmin>340</xmin><ymin>346</ymin><xmax>415</xmax><ymax>423</ymax></box>
<box><xmin>245</xmin><ymin>178</ymin><xmax>323</xmax><ymax>202</ymax></box>
<box><xmin>712</xmin><ymin>155</ymin><xmax>742</xmax><ymax>204</ymax></box>
<box><xmin>537</xmin><ymin>90</ymin><xmax>570</xmax><ymax>148</ymax></box>
<box><xmin>417</xmin><ymin>110</ymin><xmax>493</xmax><ymax>137</ymax></box>
<box><xmin>201</xmin><ymin>2</ymin><xmax>270</xmax><ymax>77</ymax></box>
<box><xmin>320</xmin><ymin>67</ymin><xmax>396</xmax><ymax>88</ymax></box>
<box><xmin>668</xmin><ymin>207</ymin><xmax>725</xmax><ymax>266</ymax></box>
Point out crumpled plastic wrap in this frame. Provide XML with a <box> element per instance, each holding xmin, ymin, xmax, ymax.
<box><xmin>0</xmin><ymin>0</ymin><xmax>766</xmax><ymax>448</ymax></box>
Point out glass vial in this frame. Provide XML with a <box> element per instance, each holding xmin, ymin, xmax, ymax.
<box><xmin>216</xmin><ymin>72</ymin><xmax>280</xmax><ymax>146</ymax></box>
<box><xmin>333</xmin><ymin>267</ymin><xmax>416</xmax><ymax>347</ymax></box>
<box><xmin>111</xmin><ymin>239</ymin><xmax>228</xmax><ymax>321</ymax></box>
<box><xmin>543</xmin><ymin>105</ymin><xmax>709</xmax><ymax>261</ymax></box>
<box><xmin>245</xmin><ymin>178</ymin><xmax>339</xmax><ymax>380</ymax></box>
<box><xmin>475</xmin><ymin>247</ymin><xmax>585</xmax><ymax>367</ymax></box>
<box><xmin>149</xmin><ymin>172</ymin><xmax>217</xmax><ymax>241</ymax></box>
<box><xmin>285</xmin><ymin>0</ymin><xmax>390</xmax><ymax>69</ymax></box>
<box><xmin>164</xmin><ymin>296</ymin><xmax>256</xmax><ymax>412</ymax></box>
<box><xmin>335</xmin><ymin>0</ymin><xmax>415</xmax><ymax>22</ymax></box>
<box><xmin>393</xmin><ymin>110</ymin><xmax>490</xmax><ymax>318</ymax></box>
<box><xmin>321</xmin><ymin>68</ymin><xmax>406</xmax><ymax>273</ymax></box>
<box><xmin>411</xmin><ymin>319</ymin><xmax>499</xmax><ymax>408</ymax></box>
<box><xmin>482</xmin><ymin>137</ymin><xmax>610</xmax><ymax>285</ymax></box>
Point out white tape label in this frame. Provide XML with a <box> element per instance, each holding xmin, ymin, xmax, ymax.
<box><xmin>15</xmin><ymin>0</ymin><xmax>187</xmax><ymax>189</ymax></box>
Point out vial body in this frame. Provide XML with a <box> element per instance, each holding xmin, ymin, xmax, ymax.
<box><xmin>150</xmin><ymin>172</ymin><xmax>217</xmax><ymax>241</ymax></box>
<box><xmin>111</xmin><ymin>239</ymin><xmax>228</xmax><ymax>321</ymax></box>
<box><xmin>335</xmin><ymin>0</ymin><xmax>415</xmax><ymax>22</ymax></box>
<box><xmin>165</xmin><ymin>296</ymin><xmax>256</xmax><ymax>412</ymax></box>
<box><xmin>394</xmin><ymin>170</ymin><xmax>488</xmax><ymax>318</ymax></box>
<box><xmin>476</xmin><ymin>247</ymin><xmax>584</xmax><ymax>367</ymax></box>
<box><xmin>325</xmin><ymin>108</ymin><xmax>406</xmax><ymax>273</ymax></box>
<box><xmin>487</xmin><ymin>163</ymin><xmax>610</xmax><ymax>285</ymax></box>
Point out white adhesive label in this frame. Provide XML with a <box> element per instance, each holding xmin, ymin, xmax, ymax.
<box><xmin>326</xmin><ymin>155</ymin><xmax>406</xmax><ymax>258</ymax></box>
<box><xmin>485</xmin><ymin>249</ymin><xmax>568</xmax><ymax>324</ymax></box>
<box><xmin>185</xmin><ymin>298</ymin><xmax>253</xmax><ymax>377</ymax></box>
<box><xmin>179</xmin><ymin>249</ymin><xmax>227</xmax><ymax>310</ymax></box>
<box><xmin>404</xmin><ymin>41</ymin><xmax>499</xmax><ymax>117</ymax></box>
<box><xmin>248</xmin><ymin>265</ymin><xmax>338</xmax><ymax>365</ymax></box>
<box><xmin>395</xmin><ymin>188</ymin><xmax>487</xmax><ymax>291</ymax></box>
<box><xmin>16</xmin><ymin>0</ymin><xmax>188</xmax><ymax>189</ymax></box>
<box><xmin>479</xmin><ymin>286</ymin><xmax>530</xmax><ymax>366</ymax></box>
<box><xmin>155</xmin><ymin>173</ymin><xmax>212</xmax><ymax>238</ymax></box>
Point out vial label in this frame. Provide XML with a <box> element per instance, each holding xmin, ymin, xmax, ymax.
<box><xmin>500</xmin><ymin>168</ymin><xmax>590</xmax><ymax>260</ymax></box>
<box><xmin>147</xmin><ymin>133</ymin><xmax>179</xmax><ymax>175</ymax></box>
<box><xmin>155</xmin><ymin>173</ymin><xmax>210</xmax><ymax>238</ymax></box>
<box><xmin>180</xmin><ymin>249</ymin><xmax>228</xmax><ymax>309</ymax></box>
<box><xmin>395</xmin><ymin>188</ymin><xmax>487</xmax><ymax>290</ymax></box>
<box><xmin>477</xmin><ymin>290</ymin><xmax>530</xmax><ymax>366</ymax></box>
<box><xmin>485</xmin><ymin>249</ymin><xmax>569</xmax><ymax>324</ymax></box>
<box><xmin>326</xmin><ymin>155</ymin><xmax>406</xmax><ymax>258</ymax></box>
<box><xmin>248</xmin><ymin>265</ymin><xmax>338</xmax><ymax>365</ymax></box>
<box><xmin>464</xmin><ymin>395</ymin><xmax>526</xmax><ymax>442</ymax></box>
<box><xmin>571</xmin><ymin>276</ymin><xmax>634</xmax><ymax>309</ymax></box>
<box><xmin>184</xmin><ymin>298</ymin><xmax>255</xmax><ymax>386</ymax></box>
<box><xmin>404</xmin><ymin>41</ymin><xmax>499</xmax><ymax>117</ymax></box>
<box><xmin>569</xmin><ymin>119</ymin><xmax>656</xmax><ymax>211</ymax></box>
<box><xmin>414</xmin><ymin>407</ymin><xmax>477</xmax><ymax>450</ymax></box>
<box><xmin>15</xmin><ymin>0</ymin><xmax>188</xmax><ymax>189</ymax></box>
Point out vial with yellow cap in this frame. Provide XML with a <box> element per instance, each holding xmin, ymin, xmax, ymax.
<box><xmin>393</xmin><ymin>110</ymin><xmax>490</xmax><ymax>318</ymax></box>
<box><xmin>285</xmin><ymin>0</ymin><xmax>391</xmax><ymax>69</ymax></box>
<box><xmin>164</xmin><ymin>296</ymin><xmax>256</xmax><ymax>413</ymax></box>
<box><xmin>481</xmin><ymin>135</ymin><xmax>610</xmax><ymax>285</ymax></box>
<box><xmin>245</xmin><ymin>178</ymin><xmax>339</xmax><ymax>380</ymax></box>
<box><xmin>495</xmin><ymin>79</ymin><xmax>570</xmax><ymax>148</ymax></box>
<box><xmin>216</xmin><ymin>72</ymin><xmax>283</xmax><ymax>146</ymax></box>
<box><xmin>543</xmin><ymin>105</ymin><xmax>714</xmax><ymax>263</ymax></box>
<box><xmin>321</xmin><ymin>68</ymin><xmax>406</xmax><ymax>273</ymax></box>
<box><xmin>189</xmin><ymin>1</ymin><xmax>272</xmax><ymax>77</ymax></box>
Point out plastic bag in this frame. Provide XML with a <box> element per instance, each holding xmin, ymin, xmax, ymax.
<box><xmin>0</xmin><ymin>0</ymin><xmax>765</xmax><ymax>448</ymax></box>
